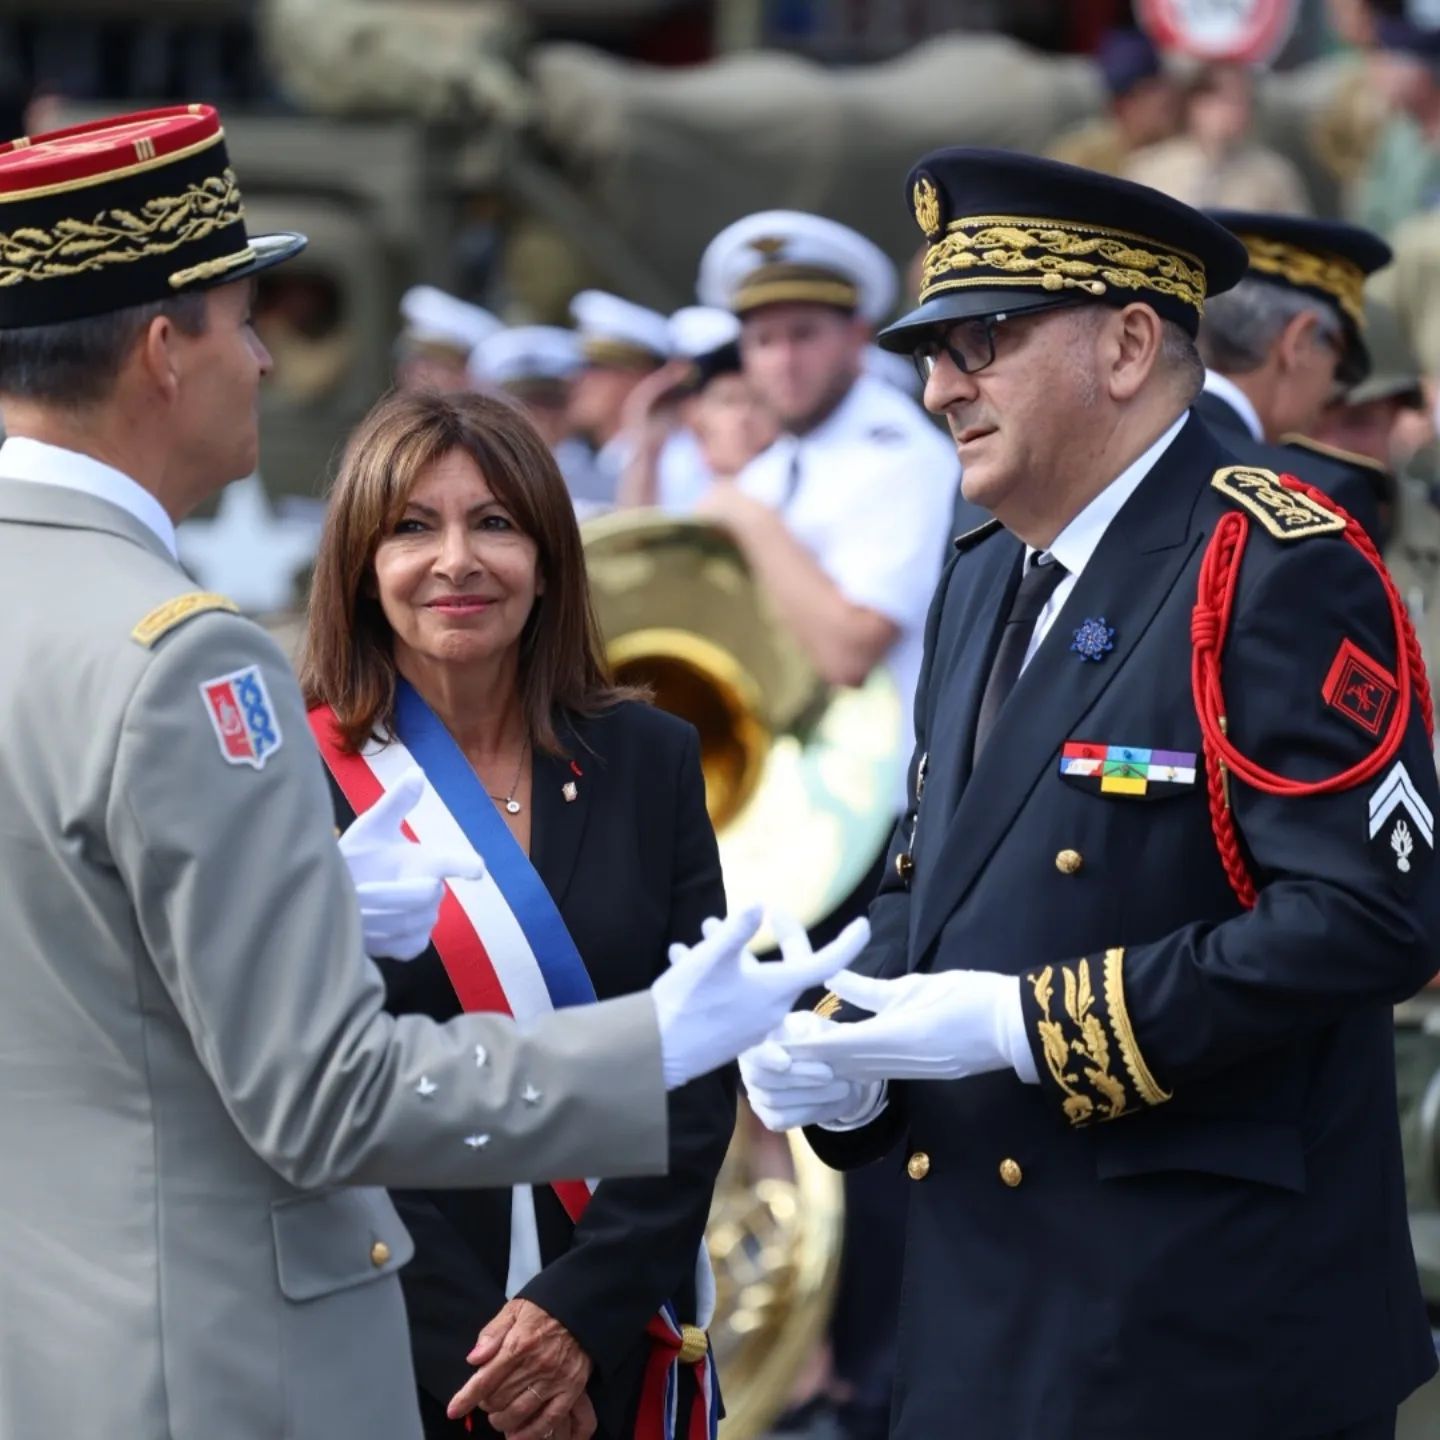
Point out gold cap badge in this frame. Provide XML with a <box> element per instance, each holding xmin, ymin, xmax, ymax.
<box><xmin>912</xmin><ymin>175</ymin><xmax>942</xmax><ymax>240</ymax></box>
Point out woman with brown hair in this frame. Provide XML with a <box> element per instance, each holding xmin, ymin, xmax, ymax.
<box><xmin>300</xmin><ymin>388</ymin><xmax>738</xmax><ymax>1440</ymax></box>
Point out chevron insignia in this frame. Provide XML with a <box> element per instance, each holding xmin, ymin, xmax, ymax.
<box><xmin>1368</xmin><ymin>762</ymin><xmax>1434</xmax><ymax>885</ymax></box>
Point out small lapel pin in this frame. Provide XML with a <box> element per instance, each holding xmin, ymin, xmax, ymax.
<box><xmin>1071</xmin><ymin>617</ymin><xmax>1115</xmax><ymax>662</ymax></box>
<box><xmin>562</xmin><ymin>780</ymin><xmax>578</xmax><ymax>804</ymax></box>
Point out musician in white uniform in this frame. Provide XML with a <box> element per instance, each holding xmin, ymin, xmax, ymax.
<box><xmin>696</xmin><ymin>210</ymin><xmax>960</xmax><ymax>830</ymax></box>
<box><xmin>695</xmin><ymin>210</ymin><xmax>960</xmax><ymax>1440</ymax></box>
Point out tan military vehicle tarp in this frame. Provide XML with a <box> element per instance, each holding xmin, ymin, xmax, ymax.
<box><xmin>528</xmin><ymin>33</ymin><xmax>1101</xmax><ymax>299</ymax></box>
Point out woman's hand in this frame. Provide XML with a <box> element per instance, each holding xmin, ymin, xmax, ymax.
<box><xmin>447</xmin><ymin>1298</ymin><xmax>593</xmax><ymax>1439</ymax></box>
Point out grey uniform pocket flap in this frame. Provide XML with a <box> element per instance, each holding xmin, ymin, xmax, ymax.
<box><xmin>271</xmin><ymin>1187</ymin><xmax>415</xmax><ymax>1302</ymax></box>
<box><xmin>1093</xmin><ymin>1115</ymin><xmax>1306</xmax><ymax>1193</ymax></box>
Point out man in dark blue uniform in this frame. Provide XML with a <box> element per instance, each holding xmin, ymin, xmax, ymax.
<box><xmin>740</xmin><ymin>150</ymin><xmax>1440</xmax><ymax>1440</ymax></box>
<box><xmin>1196</xmin><ymin>210</ymin><xmax>1396</xmax><ymax>544</ymax></box>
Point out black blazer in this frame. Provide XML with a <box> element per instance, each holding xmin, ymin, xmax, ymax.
<box><xmin>809</xmin><ymin>414</ymin><xmax>1439</xmax><ymax>1439</ymax></box>
<box><xmin>1194</xmin><ymin>385</ymin><xmax>1394</xmax><ymax>546</ymax></box>
<box><xmin>327</xmin><ymin>701</ymin><xmax>733</xmax><ymax>1440</ymax></box>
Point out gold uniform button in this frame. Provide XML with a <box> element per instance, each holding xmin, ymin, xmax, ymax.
<box><xmin>1055</xmin><ymin>848</ymin><xmax>1083</xmax><ymax>876</ymax></box>
<box><xmin>370</xmin><ymin>1241</ymin><xmax>391</xmax><ymax>1267</ymax></box>
<box><xmin>906</xmin><ymin>1151</ymin><xmax>931</xmax><ymax>1181</ymax></box>
<box><xmin>895</xmin><ymin>852</ymin><xmax>915</xmax><ymax>882</ymax></box>
<box><xmin>998</xmin><ymin>1158</ymin><xmax>1023</xmax><ymax>1188</ymax></box>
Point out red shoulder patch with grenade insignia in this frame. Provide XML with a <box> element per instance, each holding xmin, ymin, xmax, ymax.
<box><xmin>1321</xmin><ymin>638</ymin><xmax>1398</xmax><ymax>739</ymax></box>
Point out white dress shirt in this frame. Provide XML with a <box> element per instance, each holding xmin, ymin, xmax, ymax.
<box><xmin>1021</xmin><ymin>411</ymin><xmax>1188</xmax><ymax>671</ymax></box>
<box><xmin>1201</xmin><ymin>369</ymin><xmax>1264</xmax><ymax>442</ymax></box>
<box><xmin>0</xmin><ymin>435</ymin><xmax>178</xmax><ymax>560</ymax></box>
<box><xmin>736</xmin><ymin>374</ymin><xmax>960</xmax><ymax>809</ymax></box>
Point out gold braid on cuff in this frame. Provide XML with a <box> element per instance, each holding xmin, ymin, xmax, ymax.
<box><xmin>1027</xmin><ymin>947</ymin><xmax>1171</xmax><ymax>1128</ymax></box>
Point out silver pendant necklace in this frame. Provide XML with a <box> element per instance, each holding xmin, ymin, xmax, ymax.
<box><xmin>487</xmin><ymin>739</ymin><xmax>530</xmax><ymax>816</ymax></box>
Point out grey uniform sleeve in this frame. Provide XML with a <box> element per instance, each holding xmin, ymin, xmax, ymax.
<box><xmin>105</xmin><ymin>613</ymin><xmax>667</xmax><ymax>1191</ymax></box>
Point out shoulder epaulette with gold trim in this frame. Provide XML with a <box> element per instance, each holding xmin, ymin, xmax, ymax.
<box><xmin>131</xmin><ymin>591</ymin><xmax>239</xmax><ymax>648</ymax></box>
<box><xmin>1210</xmin><ymin>465</ymin><xmax>1346</xmax><ymax>542</ymax></box>
<box><xmin>1278</xmin><ymin>432</ymin><xmax>1390</xmax><ymax>477</ymax></box>
<box><xmin>953</xmin><ymin>517</ymin><xmax>1003</xmax><ymax>552</ymax></box>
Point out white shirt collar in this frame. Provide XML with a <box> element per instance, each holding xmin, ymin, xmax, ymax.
<box><xmin>1029</xmin><ymin>410</ymin><xmax>1189</xmax><ymax>580</ymax></box>
<box><xmin>1201</xmin><ymin>369</ymin><xmax>1265</xmax><ymax>443</ymax></box>
<box><xmin>0</xmin><ymin>436</ymin><xmax>178</xmax><ymax>559</ymax></box>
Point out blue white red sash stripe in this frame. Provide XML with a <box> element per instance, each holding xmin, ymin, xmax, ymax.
<box><xmin>309</xmin><ymin>684</ymin><xmax>717</xmax><ymax>1440</ymax></box>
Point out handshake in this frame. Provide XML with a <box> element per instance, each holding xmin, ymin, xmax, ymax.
<box><xmin>337</xmin><ymin>771</ymin><xmax>1037</xmax><ymax>1101</ymax></box>
<box><xmin>738</xmin><ymin>960</ymin><xmax>1038</xmax><ymax>1131</ymax></box>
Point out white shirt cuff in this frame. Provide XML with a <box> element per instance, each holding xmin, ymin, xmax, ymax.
<box><xmin>1006</xmin><ymin>979</ymin><xmax>1040</xmax><ymax>1084</ymax></box>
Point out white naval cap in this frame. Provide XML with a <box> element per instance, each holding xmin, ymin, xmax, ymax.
<box><xmin>569</xmin><ymin>289</ymin><xmax>670</xmax><ymax>369</ymax></box>
<box><xmin>399</xmin><ymin>285</ymin><xmax>503</xmax><ymax>355</ymax></box>
<box><xmin>469</xmin><ymin>325</ymin><xmax>583</xmax><ymax>387</ymax></box>
<box><xmin>667</xmin><ymin>305</ymin><xmax>741</xmax><ymax>360</ymax></box>
<box><xmin>696</xmin><ymin>210</ymin><xmax>897</xmax><ymax>326</ymax></box>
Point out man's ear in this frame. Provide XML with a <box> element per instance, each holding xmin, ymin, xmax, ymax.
<box><xmin>1107</xmin><ymin>303</ymin><xmax>1165</xmax><ymax>402</ymax></box>
<box><xmin>136</xmin><ymin>312</ymin><xmax>182</xmax><ymax>402</ymax></box>
<box><xmin>1274</xmin><ymin>310</ymin><xmax>1320</xmax><ymax>375</ymax></box>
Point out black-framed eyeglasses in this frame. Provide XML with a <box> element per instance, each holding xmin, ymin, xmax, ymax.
<box><xmin>909</xmin><ymin>301</ymin><xmax>1086</xmax><ymax>386</ymax></box>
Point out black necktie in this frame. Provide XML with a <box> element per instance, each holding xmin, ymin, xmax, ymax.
<box><xmin>972</xmin><ymin>551</ymin><xmax>1068</xmax><ymax>762</ymax></box>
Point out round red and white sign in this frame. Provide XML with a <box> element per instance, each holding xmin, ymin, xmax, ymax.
<box><xmin>1137</xmin><ymin>0</ymin><xmax>1301</xmax><ymax>65</ymax></box>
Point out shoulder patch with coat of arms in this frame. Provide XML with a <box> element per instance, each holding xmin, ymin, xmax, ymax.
<box><xmin>199</xmin><ymin>664</ymin><xmax>283</xmax><ymax>771</ymax></box>
<box><xmin>1210</xmin><ymin>465</ymin><xmax>1347</xmax><ymax>542</ymax></box>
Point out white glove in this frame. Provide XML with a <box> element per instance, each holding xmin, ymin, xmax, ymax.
<box><xmin>652</xmin><ymin>907</ymin><xmax>871</xmax><ymax>1089</ymax></box>
<box><xmin>781</xmin><ymin>967</ymin><xmax>1038</xmax><ymax>1084</ymax></box>
<box><xmin>740</xmin><ymin>1010</ymin><xmax>886</xmax><ymax>1132</ymax></box>
<box><xmin>337</xmin><ymin>768</ymin><xmax>485</xmax><ymax>960</ymax></box>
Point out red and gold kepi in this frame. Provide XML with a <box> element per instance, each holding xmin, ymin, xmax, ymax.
<box><xmin>0</xmin><ymin>104</ymin><xmax>306</xmax><ymax>329</ymax></box>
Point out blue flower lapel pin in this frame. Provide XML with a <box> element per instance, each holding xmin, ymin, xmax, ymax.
<box><xmin>1071</xmin><ymin>617</ymin><xmax>1116</xmax><ymax>662</ymax></box>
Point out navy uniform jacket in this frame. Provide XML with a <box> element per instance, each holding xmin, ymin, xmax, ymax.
<box><xmin>808</xmin><ymin>413</ymin><xmax>1440</xmax><ymax>1440</ymax></box>
<box><xmin>327</xmin><ymin>702</ymin><xmax>733</xmax><ymax>1440</ymax></box>
<box><xmin>1196</xmin><ymin>385</ymin><xmax>1395</xmax><ymax>546</ymax></box>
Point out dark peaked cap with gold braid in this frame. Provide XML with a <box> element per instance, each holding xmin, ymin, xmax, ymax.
<box><xmin>1205</xmin><ymin>209</ymin><xmax>1392</xmax><ymax>387</ymax></box>
<box><xmin>877</xmin><ymin>147</ymin><xmax>1248</xmax><ymax>353</ymax></box>
<box><xmin>0</xmin><ymin>104</ymin><xmax>305</xmax><ymax>329</ymax></box>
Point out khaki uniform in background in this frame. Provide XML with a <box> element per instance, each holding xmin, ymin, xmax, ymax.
<box><xmin>1371</xmin><ymin>210</ymin><xmax>1440</xmax><ymax>379</ymax></box>
<box><xmin>1046</xmin><ymin>116</ymin><xmax>1130</xmax><ymax>176</ymax></box>
<box><xmin>1124</xmin><ymin>135</ymin><xmax>1313</xmax><ymax>214</ymax></box>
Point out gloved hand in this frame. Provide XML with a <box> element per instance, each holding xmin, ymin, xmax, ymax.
<box><xmin>337</xmin><ymin>768</ymin><xmax>485</xmax><ymax>960</ymax></box>
<box><xmin>651</xmin><ymin>907</ymin><xmax>871</xmax><ymax>1089</ymax></box>
<box><xmin>781</xmin><ymin>967</ymin><xmax>1038</xmax><ymax>1084</ymax></box>
<box><xmin>740</xmin><ymin>1010</ymin><xmax>886</xmax><ymax>1132</ymax></box>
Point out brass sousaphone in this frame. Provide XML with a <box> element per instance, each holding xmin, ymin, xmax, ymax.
<box><xmin>582</xmin><ymin>510</ymin><xmax>906</xmax><ymax>1436</ymax></box>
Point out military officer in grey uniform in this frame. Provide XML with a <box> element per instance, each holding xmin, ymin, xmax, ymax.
<box><xmin>0</xmin><ymin>106</ymin><xmax>860</xmax><ymax>1440</ymax></box>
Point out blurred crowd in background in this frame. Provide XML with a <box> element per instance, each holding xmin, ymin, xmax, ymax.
<box><xmin>3</xmin><ymin>2</ymin><xmax>1440</xmax><ymax>595</ymax></box>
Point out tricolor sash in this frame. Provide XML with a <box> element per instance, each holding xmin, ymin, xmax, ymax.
<box><xmin>310</xmin><ymin>683</ymin><xmax>717</xmax><ymax>1440</ymax></box>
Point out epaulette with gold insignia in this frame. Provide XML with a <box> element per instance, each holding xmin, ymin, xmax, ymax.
<box><xmin>1278</xmin><ymin>432</ymin><xmax>1390</xmax><ymax>477</ymax></box>
<box><xmin>953</xmin><ymin>517</ymin><xmax>1003</xmax><ymax>552</ymax></box>
<box><xmin>1209</xmin><ymin>465</ymin><xmax>1346</xmax><ymax>542</ymax></box>
<box><xmin>131</xmin><ymin>591</ymin><xmax>239</xmax><ymax>648</ymax></box>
